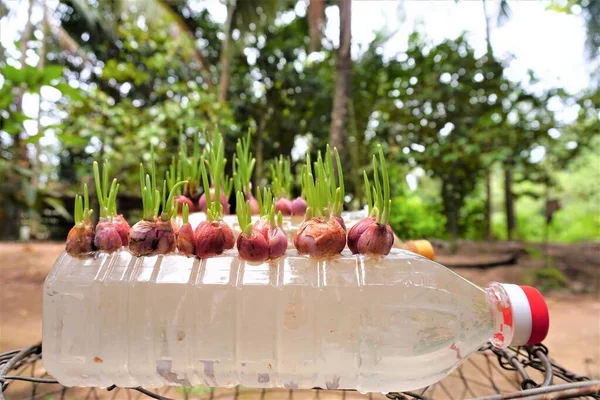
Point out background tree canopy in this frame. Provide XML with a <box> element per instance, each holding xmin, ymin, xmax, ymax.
<box><xmin>1</xmin><ymin>0</ymin><xmax>598</xmax><ymax>243</ymax></box>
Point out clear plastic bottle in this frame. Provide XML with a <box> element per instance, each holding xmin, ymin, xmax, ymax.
<box><xmin>42</xmin><ymin>248</ymin><xmax>548</xmax><ymax>392</ymax></box>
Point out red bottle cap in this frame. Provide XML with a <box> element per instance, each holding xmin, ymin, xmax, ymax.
<box><xmin>500</xmin><ymin>284</ymin><xmax>550</xmax><ymax>345</ymax></box>
<box><xmin>520</xmin><ymin>285</ymin><xmax>550</xmax><ymax>344</ymax></box>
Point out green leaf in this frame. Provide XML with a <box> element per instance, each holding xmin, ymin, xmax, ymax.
<box><xmin>11</xmin><ymin>111</ymin><xmax>30</xmax><ymax>124</ymax></box>
<box><xmin>56</xmin><ymin>133</ymin><xmax>90</xmax><ymax>148</ymax></box>
<box><xmin>55</xmin><ymin>82</ymin><xmax>82</xmax><ymax>101</ymax></box>
<box><xmin>24</xmin><ymin>134</ymin><xmax>42</xmax><ymax>144</ymax></box>
<box><xmin>0</xmin><ymin>92</ymin><xmax>14</xmax><ymax>109</ymax></box>
<box><xmin>44</xmin><ymin>197</ymin><xmax>72</xmax><ymax>221</ymax></box>
<box><xmin>25</xmin><ymin>65</ymin><xmax>44</xmax><ymax>88</ymax></box>
<box><xmin>2</xmin><ymin>121</ymin><xmax>22</xmax><ymax>136</ymax></box>
<box><xmin>22</xmin><ymin>182</ymin><xmax>37</xmax><ymax>207</ymax></box>
<box><xmin>40</xmin><ymin>65</ymin><xmax>64</xmax><ymax>85</ymax></box>
<box><xmin>1</xmin><ymin>65</ymin><xmax>26</xmax><ymax>83</ymax></box>
<box><xmin>14</xmin><ymin>165</ymin><xmax>34</xmax><ymax>177</ymax></box>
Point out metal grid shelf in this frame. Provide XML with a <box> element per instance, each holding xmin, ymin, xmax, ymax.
<box><xmin>1</xmin><ymin>343</ymin><xmax>598</xmax><ymax>400</ymax></box>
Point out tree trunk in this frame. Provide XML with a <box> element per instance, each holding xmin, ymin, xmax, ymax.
<box><xmin>482</xmin><ymin>0</ymin><xmax>493</xmax><ymax>240</ymax></box>
<box><xmin>504</xmin><ymin>164</ymin><xmax>516</xmax><ymax>240</ymax></box>
<box><xmin>15</xmin><ymin>0</ymin><xmax>34</xmax><ymax>169</ymax></box>
<box><xmin>30</xmin><ymin>5</ymin><xmax>49</xmax><ymax>239</ymax></box>
<box><xmin>255</xmin><ymin>106</ymin><xmax>273</xmax><ymax>185</ymax></box>
<box><xmin>442</xmin><ymin>180</ymin><xmax>459</xmax><ymax>253</ymax></box>
<box><xmin>308</xmin><ymin>0</ymin><xmax>325</xmax><ymax>53</ymax></box>
<box><xmin>329</xmin><ymin>0</ymin><xmax>352</xmax><ymax>156</ymax></box>
<box><xmin>218</xmin><ymin>0</ymin><xmax>236</xmax><ymax>104</ymax></box>
<box><xmin>4</xmin><ymin>0</ymin><xmax>35</xmax><ymax>240</ymax></box>
<box><xmin>348</xmin><ymin>100</ymin><xmax>362</xmax><ymax>208</ymax></box>
<box><xmin>482</xmin><ymin>0</ymin><xmax>493</xmax><ymax>56</ymax></box>
<box><xmin>485</xmin><ymin>166</ymin><xmax>492</xmax><ymax>240</ymax></box>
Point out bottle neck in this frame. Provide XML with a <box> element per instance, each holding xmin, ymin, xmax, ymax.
<box><xmin>484</xmin><ymin>282</ymin><xmax>515</xmax><ymax>348</ymax></box>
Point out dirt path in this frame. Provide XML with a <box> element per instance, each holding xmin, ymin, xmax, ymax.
<box><xmin>1</xmin><ymin>241</ymin><xmax>598</xmax><ymax>398</ymax></box>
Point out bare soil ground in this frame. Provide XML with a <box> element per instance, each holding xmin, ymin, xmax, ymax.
<box><xmin>1</xmin><ymin>241</ymin><xmax>598</xmax><ymax>399</ymax></box>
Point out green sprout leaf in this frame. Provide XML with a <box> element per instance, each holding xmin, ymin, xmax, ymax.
<box><xmin>236</xmin><ymin>191</ymin><xmax>253</xmax><ymax>237</ymax></box>
<box><xmin>234</xmin><ymin>129</ymin><xmax>256</xmax><ymax>195</ymax></box>
<box><xmin>73</xmin><ymin>183</ymin><xmax>93</xmax><ymax>225</ymax></box>
<box><xmin>93</xmin><ymin>160</ymin><xmax>119</xmax><ymax>219</ymax></box>
<box><xmin>270</xmin><ymin>155</ymin><xmax>292</xmax><ymax>199</ymax></box>
<box><xmin>257</xmin><ymin>186</ymin><xmax>273</xmax><ymax>217</ymax></box>
<box><xmin>300</xmin><ymin>147</ymin><xmax>344</xmax><ymax>220</ymax></box>
<box><xmin>201</xmin><ymin>129</ymin><xmax>227</xmax><ymax>221</ymax></box>
<box><xmin>182</xmin><ymin>202</ymin><xmax>189</xmax><ymax>224</ymax></box>
<box><xmin>161</xmin><ymin>179</ymin><xmax>187</xmax><ymax>221</ymax></box>
<box><xmin>177</xmin><ymin>131</ymin><xmax>202</xmax><ymax>196</ymax></box>
<box><xmin>364</xmin><ymin>144</ymin><xmax>391</xmax><ymax>225</ymax></box>
<box><xmin>139</xmin><ymin>146</ymin><xmax>186</xmax><ymax>221</ymax></box>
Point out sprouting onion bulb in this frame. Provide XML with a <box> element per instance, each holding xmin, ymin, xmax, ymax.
<box><xmin>177</xmin><ymin>203</ymin><xmax>195</xmax><ymax>257</ymax></box>
<box><xmin>253</xmin><ymin>186</ymin><xmax>272</xmax><ymax>238</ymax></box>
<box><xmin>294</xmin><ymin>147</ymin><xmax>346</xmax><ymax>258</ymax></box>
<box><xmin>236</xmin><ymin>191</ymin><xmax>270</xmax><ymax>262</ymax></box>
<box><xmin>270</xmin><ymin>155</ymin><xmax>293</xmax><ymax>216</ymax></box>
<box><xmin>347</xmin><ymin>144</ymin><xmax>394</xmax><ymax>255</ymax></box>
<box><xmin>236</xmin><ymin>191</ymin><xmax>253</xmax><ymax>238</ymax></box>
<box><xmin>66</xmin><ymin>183</ymin><xmax>94</xmax><ymax>257</ymax></box>
<box><xmin>301</xmin><ymin>145</ymin><xmax>345</xmax><ymax>222</ymax></box>
<box><xmin>167</xmin><ymin>153</ymin><xmax>194</xmax><ymax>214</ymax></box>
<box><xmin>237</xmin><ymin>190</ymin><xmax>287</xmax><ymax>262</ymax></box>
<box><xmin>194</xmin><ymin>133</ymin><xmax>235</xmax><ymax>258</ymax></box>
<box><xmin>198</xmin><ymin>130</ymin><xmax>231</xmax><ymax>214</ymax></box>
<box><xmin>129</xmin><ymin>148</ymin><xmax>187</xmax><ymax>257</ymax></box>
<box><xmin>93</xmin><ymin>161</ymin><xmax>125</xmax><ymax>252</ymax></box>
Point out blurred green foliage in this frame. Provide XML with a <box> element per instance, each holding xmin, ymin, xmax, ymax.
<box><xmin>1</xmin><ymin>0</ymin><xmax>598</xmax><ymax>242</ymax></box>
<box><xmin>521</xmin><ymin>266</ymin><xmax>568</xmax><ymax>293</ymax></box>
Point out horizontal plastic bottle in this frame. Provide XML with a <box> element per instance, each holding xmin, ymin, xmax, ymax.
<box><xmin>42</xmin><ymin>248</ymin><xmax>548</xmax><ymax>392</ymax></box>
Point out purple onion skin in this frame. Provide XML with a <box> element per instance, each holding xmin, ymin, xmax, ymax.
<box><xmin>177</xmin><ymin>223</ymin><xmax>195</xmax><ymax>256</ymax></box>
<box><xmin>253</xmin><ymin>218</ymin><xmax>270</xmax><ymax>241</ymax></box>
<box><xmin>221</xmin><ymin>220</ymin><xmax>235</xmax><ymax>249</ymax></box>
<box><xmin>347</xmin><ymin>216</ymin><xmax>376</xmax><ymax>254</ymax></box>
<box><xmin>66</xmin><ymin>224</ymin><xmax>95</xmax><ymax>257</ymax></box>
<box><xmin>236</xmin><ymin>232</ymin><xmax>270</xmax><ymax>262</ymax></box>
<box><xmin>347</xmin><ymin>217</ymin><xmax>394</xmax><ymax>255</ymax></box>
<box><xmin>248</xmin><ymin>194</ymin><xmax>260</xmax><ymax>215</ymax></box>
<box><xmin>174</xmin><ymin>195</ymin><xmax>195</xmax><ymax>214</ymax></box>
<box><xmin>198</xmin><ymin>187</ymin><xmax>230</xmax><ymax>215</ymax></box>
<box><xmin>294</xmin><ymin>217</ymin><xmax>347</xmax><ymax>258</ymax></box>
<box><xmin>357</xmin><ymin>223</ymin><xmax>394</xmax><ymax>255</ymax></box>
<box><xmin>113</xmin><ymin>215</ymin><xmax>130</xmax><ymax>246</ymax></box>
<box><xmin>291</xmin><ymin>197</ymin><xmax>307</xmax><ymax>216</ymax></box>
<box><xmin>194</xmin><ymin>221</ymin><xmax>228</xmax><ymax>258</ymax></box>
<box><xmin>333</xmin><ymin>215</ymin><xmax>347</xmax><ymax>232</ymax></box>
<box><xmin>128</xmin><ymin>220</ymin><xmax>158</xmax><ymax>256</ymax></box>
<box><xmin>94</xmin><ymin>220</ymin><xmax>122</xmax><ymax>253</ymax></box>
<box><xmin>155</xmin><ymin>219</ymin><xmax>178</xmax><ymax>255</ymax></box>
<box><xmin>275</xmin><ymin>198</ymin><xmax>293</xmax><ymax>216</ymax></box>
<box><xmin>128</xmin><ymin>219</ymin><xmax>178</xmax><ymax>256</ymax></box>
<box><xmin>269</xmin><ymin>227</ymin><xmax>288</xmax><ymax>259</ymax></box>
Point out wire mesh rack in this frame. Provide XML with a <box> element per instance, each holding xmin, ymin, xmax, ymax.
<box><xmin>1</xmin><ymin>343</ymin><xmax>598</xmax><ymax>400</ymax></box>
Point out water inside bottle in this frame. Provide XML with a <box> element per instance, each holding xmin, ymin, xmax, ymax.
<box><xmin>43</xmin><ymin>248</ymin><xmax>494</xmax><ymax>392</ymax></box>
